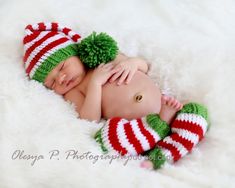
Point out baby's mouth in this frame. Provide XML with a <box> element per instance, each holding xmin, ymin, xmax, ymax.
<box><xmin>66</xmin><ymin>78</ymin><xmax>74</xmax><ymax>86</ymax></box>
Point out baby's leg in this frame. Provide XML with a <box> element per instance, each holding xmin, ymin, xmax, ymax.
<box><xmin>94</xmin><ymin>95</ymin><xmax>182</xmax><ymax>156</ymax></box>
<box><xmin>141</xmin><ymin>102</ymin><xmax>209</xmax><ymax>170</ymax></box>
<box><xmin>94</xmin><ymin>114</ymin><xmax>170</xmax><ymax>156</ymax></box>
<box><xmin>159</xmin><ymin>95</ymin><xmax>183</xmax><ymax>124</ymax></box>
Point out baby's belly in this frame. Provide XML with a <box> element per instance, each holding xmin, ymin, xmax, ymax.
<box><xmin>101</xmin><ymin>71</ymin><xmax>161</xmax><ymax>120</ymax></box>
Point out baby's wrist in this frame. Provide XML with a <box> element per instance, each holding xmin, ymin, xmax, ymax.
<box><xmin>136</xmin><ymin>58</ymin><xmax>149</xmax><ymax>73</ymax></box>
<box><xmin>89</xmin><ymin>79</ymin><xmax>102</xmax><ymax>87</ymax></box>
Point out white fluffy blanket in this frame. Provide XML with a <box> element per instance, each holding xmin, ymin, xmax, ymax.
<box><xmin>1</xmin><ymin>0</ymin><xmax>235</xmax><ymax>187</ymax></box>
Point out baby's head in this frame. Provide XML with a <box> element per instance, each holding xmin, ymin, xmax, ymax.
<box><xmin>44</xmin><ymin>56</ymin><xmax>86</xmax><ymax>95</ymax></box>
<box><xmin>23</xmin><ymin>22</ymin><xmax>86</xmax><ymax>95</ymax></box>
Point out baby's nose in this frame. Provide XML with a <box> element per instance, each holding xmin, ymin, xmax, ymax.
<box><xmin>58</xmin><ymin>74</ymin><xmax>66</xmax><ymax>85</ymax></box>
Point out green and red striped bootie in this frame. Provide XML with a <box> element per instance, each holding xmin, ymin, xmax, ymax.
<box><xmin>145</xmin><ymin>102</ymin><xmax>209</xmax><ymax>169</ymax></box>
<box><xmin>94</xmin><ymin>114</ymin><xmax>170</xmax><ymax>156</ymax></box>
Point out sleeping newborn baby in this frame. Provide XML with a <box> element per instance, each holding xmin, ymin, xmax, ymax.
<box><xmin>23</xmin><ymin>22</ymin><xmax>209</xmax><ymax>170</ymax></box>
<box><xmin>45</xmin><ymin>54</ymin><xmax>183</xmax><ymax>123</ymax></box>
<box><xmin>23</xmin><ymin>22</ymin><xmax>182</xmax><ymax>123</ymax></box>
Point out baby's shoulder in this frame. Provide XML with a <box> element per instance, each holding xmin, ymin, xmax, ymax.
<box><xmin>64</xmin><ymin>87</ymin><xmax>85</xmax><ymax>104</ymax></box>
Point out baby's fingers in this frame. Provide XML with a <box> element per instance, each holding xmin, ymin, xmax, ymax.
<box><xmin>103</xmin><ymin>62</ymin><xmax>114</xmax><ymax>68</ymax></box>
<box><xmin>117</xmin><ymin>70</ymin><xmax>129</xmax><ymax>85</ymax></box>
<box><xmin>98</xmin><ymin>62</ymin><xmax>113</xmax><ymax>69</ymax></box>
<box><xmin>109</xmin><ymin>70</ymin><xmax>124</xmax><ymax>82</ymax></box>
<box><xmin>125</xmin><ymin>70</ymin><xmax>135</xmax><ymax>84</ymax></box>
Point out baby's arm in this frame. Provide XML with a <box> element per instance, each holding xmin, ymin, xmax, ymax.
<box><xmin>79</xmin><ymin>81</ymin><xmax>102</xmax><ymax>122</ymax></box>
<box><xmin>109</xmin><ymin>52</ymin><xmax>149</xmax><ymax>85</ymax></box>
<box><xmin>64</xmin><ymin>83</ymin><xmax>102</xmax><ymax>122</ymax></box>
<box><xmin>114</xmin><ymin>53</ymin><xmax>149</xmax><ymax>73</ymax></box>
<box><xmin>65</xmin><ymin>63</ymin><xmax>117</xmax><ymax>122</ymax></box>
<box><xmin>127</xmin><ymin>56</ymin><xmax>149</xmax><ymax>74</ymax></box>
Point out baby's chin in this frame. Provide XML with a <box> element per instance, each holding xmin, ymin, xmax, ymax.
<box><xmin>54</xmin><ymin>82</ymin><xmax>78</xmax><ymax>95</ymax></box>
<box><xmin>55</xmin><ymin>89</ymin><xmax>68</xmax><ymax>96</ymax></box>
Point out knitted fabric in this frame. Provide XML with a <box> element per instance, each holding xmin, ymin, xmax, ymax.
<box><xmin>77</xmin><ymin>32</ymin><xmax>119</xmax><ymax>68</ymax></box>
<box><xmin>94</xmin><ymin>114</ymin><xmax>170</xmax><ymax>156</ymax></box>
<box><xmin>145</xmin><ymin>102</ymin><xmax>209</xmax><ymax>169</ymax></box>
<box><xmin>23</xmin><ymin>22</ymin><xmax>81</xmax><ymax>83</ymax></box>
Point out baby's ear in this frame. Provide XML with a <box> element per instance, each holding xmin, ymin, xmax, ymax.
<box><xmin>77</xmin><ymin>32</ymin><xmax>119</xmax><ymax>69</ymax></box>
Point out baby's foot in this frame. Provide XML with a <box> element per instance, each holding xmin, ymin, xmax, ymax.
<box><xmin>140</xmin><ymin>160</ymin><xmax>154</xmax><ymax>170</ymax></box>
<box><xmin>159</xmin><ymin>95</ymin><xmax>183</xmax><ymax>125</ymax></box>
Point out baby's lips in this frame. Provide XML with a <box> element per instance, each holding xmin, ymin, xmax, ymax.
<box><xmin>66</xmin><ymin>78</ymin><xmax>74</xmax><ymax>86</ymax></box>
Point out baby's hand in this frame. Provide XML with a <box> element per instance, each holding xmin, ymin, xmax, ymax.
<box><xmin>109</xmin><ymin>58</ymin><xmax>138</xmax><ymax>85</ymax></box>
<box><xmin>90</xmin><ymin>63</ymin><xmax>117</xmax><ymax>86</ymax></box>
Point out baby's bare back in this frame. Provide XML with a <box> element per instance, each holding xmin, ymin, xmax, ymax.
<box><xmin>101</xmin><ymin>71</ymin><xmax>161</xmax><ymax>120</ymax></box>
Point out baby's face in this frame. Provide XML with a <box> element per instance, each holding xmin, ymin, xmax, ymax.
<box><xmin>44</xmin><ymin>56</ymin><xmax>86</xmax><ymax>95</ymax></box>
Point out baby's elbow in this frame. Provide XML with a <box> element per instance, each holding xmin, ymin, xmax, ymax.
<box><xmin>79</xmin><ymin>113</ymin><xmax>101</xmax><ymax>123</ymax></box>
<box><xmin>87</xmin><ymin>117</ymin><xmax>101</xmax><ymax>123</ymax></box>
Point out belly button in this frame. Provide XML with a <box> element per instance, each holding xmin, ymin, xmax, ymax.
<box><xmin>134</xmin><ymin>92</ymin><xmax>143</xmax><ymax>103</ymax></box>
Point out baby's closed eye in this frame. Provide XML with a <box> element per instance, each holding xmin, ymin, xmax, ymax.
<box><xmin>51</xmin><ymin>80</ymin><xmax>56</xmax><ymax>89</ymax></box>
<box><xmin>59</xmin><ymin>62</ymin><xmax>66</xmax><ymax>71</ymax></box>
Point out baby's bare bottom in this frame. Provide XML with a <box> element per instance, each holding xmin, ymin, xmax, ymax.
<box><xmin>101</xmin><ymin>71</ymin><xmax>162</xmax><ymax>120</ymax></box>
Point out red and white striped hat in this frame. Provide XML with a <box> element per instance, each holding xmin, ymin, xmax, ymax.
<box><xmin>23</xmin><ymin>22</ymin><xmax>81</xmax><ymax>83</ymax></box>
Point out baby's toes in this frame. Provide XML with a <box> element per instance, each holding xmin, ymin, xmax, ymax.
<box><xmin>167</xmin><ymin>97</ymin><xmax>175</xmax><ymax>106</ymax></box>
<box><xmin>161</xmin><ymin>95</ymin><xmax>169</xmax><ymax>104</ymax></box>
<box><xmin>176</xmin><ymin>103</ymin><xmax>183</xmax><ymax>110</ymax></box>
<box><xmin>179</xmin><ymin>103</ymin><xmax>183</xmax><ymax>110</ymax></box>
<box><xmin>173</xmin><ymin>100</ymin><xmax>180</xmax><ymax>108</ymax></box>
<box><xmin>140</xmin><ymin>160</ymin><xmax>153</xmax><ymax>169</ymax></box>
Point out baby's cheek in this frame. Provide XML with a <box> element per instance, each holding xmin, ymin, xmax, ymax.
<box><xmin>54</xmin><ymin>86</ymin><xmax>67</xmax><ymax>95</ymax></box>
<box><xmin>56</xmin><ymin>83</ymin><xmax>77</xmax><ymax>95</ymax></box>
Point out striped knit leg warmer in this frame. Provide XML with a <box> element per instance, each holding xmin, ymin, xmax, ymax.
<box><xmin>94</xmin><ymin>114</ymin><xmax>170</xmax><ymax>156</ymax></box>
<box><xmin>145</xmin><ymin>102</ymin><xmax>209</xmax><ymax>169</ymax></box>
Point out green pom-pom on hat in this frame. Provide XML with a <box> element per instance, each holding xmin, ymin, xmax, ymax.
<box><xmin>77</xmin><ymin>32</ymin><xmax>119</xmax><ymax>68</ymax></box>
